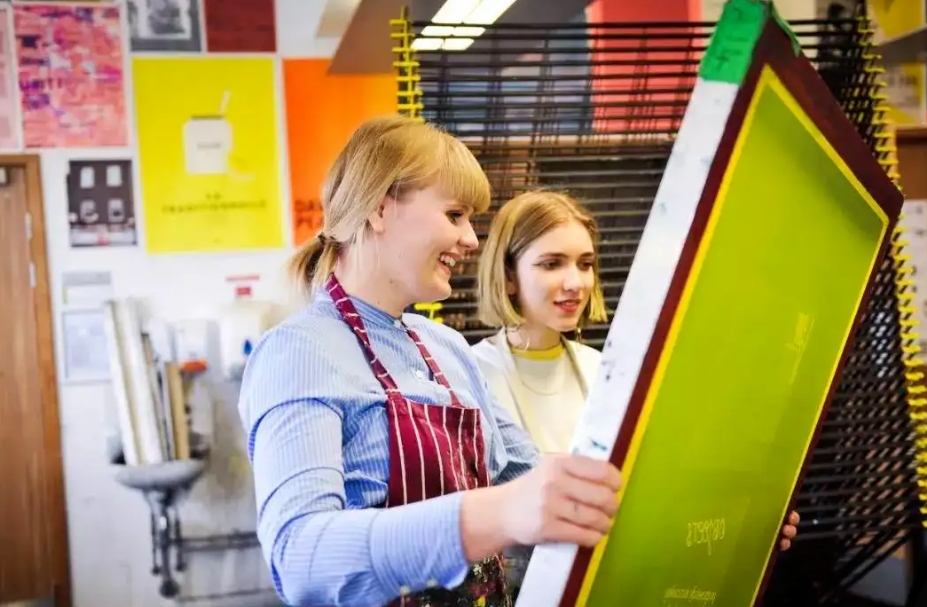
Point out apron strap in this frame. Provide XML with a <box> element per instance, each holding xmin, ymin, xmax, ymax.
<box><xmin>325</xmin><ymin>274</ymin><xmax>463</xmax><ymax>407</ymax></box>
<box><xmin>325</xmin><ymin>274</ymin><xmax>401</xmax><ymax>395</ymax></box>
<box><xmin>405</xmin><ymin>326</ymin><xmax>464</xmax><ymax>408</ymax></box>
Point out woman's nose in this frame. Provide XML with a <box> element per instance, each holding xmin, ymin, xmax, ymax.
<box><xmin>459</xmin><ymin>221</ymin><xmax>479</xmax><ymax>251</ymax></box>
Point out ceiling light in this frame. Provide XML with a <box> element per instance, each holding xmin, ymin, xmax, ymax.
<box><xmin>433</xmin><ymin>0</ymin><xmax>482</xmax><ymax>23</ymax></box>
<box><xmin>464</xmin><ymin>0</ymin><xmax>519</xmax><ymax>25</ymax></box>
<box><xmin>411</xmin><ymin>37</ymin><xmax>445</xmax><ymax>51</ymax></box>
<box><xmin>454</xmin><ymin>26</ymin><xmax>485</xmax><ymax>37</ymax></box>
<box><xmin>421</xmin><ymin>25</ymin><xmax>457</xmax><ymax>36</ymax></box>
<box><xmin>442</xmin><ymin>37</ymin><xmax>475</xmax><ymax>51</ymax></box>
<box><xmin>416</xmin><ymin>0</ymin><xmax>518</xmax><ymax>52</ymax></box>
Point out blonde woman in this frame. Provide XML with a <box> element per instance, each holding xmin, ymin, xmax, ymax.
<box><xmin>473</xmin><ymin>192</ymin><xmax>799</xmax><ymax>590</ymax></box>
<box><xmin>237</xmin><ymin>117</ymin><xmax>624</xmax><ymax>607</ymax></box>
<box><xmin>473</xmin><ymin>191</ymin><xmax>608</xmax><ymax>455</ymax></box>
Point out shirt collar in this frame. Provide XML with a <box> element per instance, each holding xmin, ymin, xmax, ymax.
<box><xmin>315</xmin><ymin>289</ymin><xmax>404</xmax><ymax>330</ymax></box>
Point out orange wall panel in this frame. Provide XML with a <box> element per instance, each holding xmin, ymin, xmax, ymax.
<box><xmin>283</xmin><ymin>59</ymin><xmax>396</xmax><ymax>246</ymax></box>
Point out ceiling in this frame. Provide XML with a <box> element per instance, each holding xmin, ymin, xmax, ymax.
<box><xmin>325</xmin><ymin>0</ymin><xmax>596</xmax><ymax>74</ymax></box>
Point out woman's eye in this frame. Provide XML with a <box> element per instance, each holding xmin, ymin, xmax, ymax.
<box><xmin>448</xmin><ymin>212</ymin><xmax>464</xmax><ymax>223</ymax></box>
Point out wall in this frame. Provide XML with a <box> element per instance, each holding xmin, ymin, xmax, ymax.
<box><xmin>38</xmin><ymin>2</ymin><xmax>351</xmax><ymax>606</ymax></box>
<box><xmin>702</xmin><ymin>0</ymin><xmax>816</xmax><ymax>22</ymax></box>
<box><xmin>817</xmin><ymin>0</ymin><xmax>927</xmax><ymax>126</ymax></box>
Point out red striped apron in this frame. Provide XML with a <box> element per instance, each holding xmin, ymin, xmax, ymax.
<box><xmin>326</xmin><ymin>275</ymin><xmax>511</xmax><ymax>607</ymax></box>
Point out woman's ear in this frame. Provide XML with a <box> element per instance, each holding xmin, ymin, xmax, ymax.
<box><xmin>366</xmin><ymin>195</ymin><xmax>392</xmax><ymax>234</ymax></box>
<box><xmin>505</xmin><ymin>267</ymin><xmax>517</xmax><ymax>295</ymax></box>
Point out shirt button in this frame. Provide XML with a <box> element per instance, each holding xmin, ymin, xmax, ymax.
<box><xmin>399</xmin><ymin>585</ymin><xmax>411</xmax><ymax>595</ymax></box>
<box><xmin>393</xmin><ymin>319</ymin><xmax>402</xmax><ymax>328</ymax></box>
<box><xmin>415</xmin><ymin>369</ymin><xmax>425</xmax><ymax>379</ymax></box>
<box><xmin>426</xmin><ymin>579</ymin><xmax>438</xmax><ymax>588</ymax></box>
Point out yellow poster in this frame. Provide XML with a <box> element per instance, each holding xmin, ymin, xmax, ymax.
<box><xmin>133</xmin><ymin>57</ymin><xmax>284</xmax><ymax>253</ymax></box>
<box><xmin>868</xmin><ymin>0</ymin><xmax>926</xmax><ymax>125</ymax></box>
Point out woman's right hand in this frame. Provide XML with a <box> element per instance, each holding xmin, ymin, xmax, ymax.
<box><xmin>460</xmin><ymin>454</ymin><xmax>621</xmax><ymax>561</ymax></box>
<box><xmin>499</xmin><ymin>454</ymin><xmax>622</xmax><ymax>547</ymax></box>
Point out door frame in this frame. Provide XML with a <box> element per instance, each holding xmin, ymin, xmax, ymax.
<box><xmin>1</xmin><ymin>154</ymin><xmax>71</xmax><ymax>607</ymax></box>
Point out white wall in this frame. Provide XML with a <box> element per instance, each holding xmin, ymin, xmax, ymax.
<box><xmin>701</xmin><ymin>0</ymin><xmax>817</xmax><ymax>22</ymax></box>
<box><xmin>41</xmin><ymin>2</ymin><xmax>340</xmax><ymax>606</ymax></box>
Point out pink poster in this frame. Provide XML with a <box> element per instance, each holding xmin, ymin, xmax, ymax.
<box><xmin>0</xmin><ymin>7</ymin><xmax>22</xmax><ymax>149</ymax></box>
<box><xmin>15</xmin><ymin>4</ymin><xmax>127</xmax><ymax>148</ymax></box>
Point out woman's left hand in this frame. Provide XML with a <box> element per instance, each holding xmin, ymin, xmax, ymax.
<box><xmin>779</xmin><ymin>511</ymin><xmax>800</xmax><ymax>551</ymax></box>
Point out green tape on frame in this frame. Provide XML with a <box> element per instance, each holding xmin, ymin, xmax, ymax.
<box><xmin>700</xmin><ymin>0</ymin><xmax>801</xmax><ymax>85</ymax></box>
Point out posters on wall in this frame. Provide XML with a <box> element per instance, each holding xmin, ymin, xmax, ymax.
<box><xmin>861</xmin><ymin>0</ymin><xmax>926</xmax><ymax>125</ymax></box>
<box><xmin>60</xmin><ymin>270</ymin><xmax>113</xmax><ymax>384</ymax></box>
<box><xmin>203</xmin><ymin>0</ymin><xmax>275</xmax><ymax>53</ymax></box>
<box><xmin>62</xmin><ymin>308</ymin><xmax>110</xmax><ymax>383</ymax></box>
<box><xmin>127</xmin><ymin>0</ymin><xmax>202</xmax><ymax>52</ymax></box>
<box><xmin>14</xmin><ymin>4</ymin><xmax>127</xmax><ymax>148</ymax></box>
<box><xmin>133</xmin><ymin>57</ymin><xmax>283</xmax><ymax>253</ymax></box>
<box><xmin>283</xmin><ymin>59</ymin><xmax>396</xmax><ymax>246</ymax></box>
<box><xmin>900</xmin><ymin>200</ymin><xmax>927</xmax><ymax>353</ymax></box>
<box><xmin>67</xmin><ymin>159</ymin><xmax>137</xmax><ymax>247</ymax></box>
<box><xmin>0</xmin><ymin>6</ymin><xmax>20</xmax><ymax>149</ymax></box>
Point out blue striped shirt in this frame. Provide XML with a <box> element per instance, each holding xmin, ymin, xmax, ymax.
<box><xmin>238</xmin><ymin>290</ymin><xmax>540</xmax><ymax>607</ymax></box>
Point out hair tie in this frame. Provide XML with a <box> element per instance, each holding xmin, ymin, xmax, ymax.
<box><xmin>318</xmin><ymin>232</ymin><xmax>330</xmax><ymax>244</ymax></box>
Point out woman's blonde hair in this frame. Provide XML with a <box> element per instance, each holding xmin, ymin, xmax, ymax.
<box><xmin>289</xmin><ymin>115</ymin><xmax>491</xmax><ymax>295</ymax></box>
<box><xmin>477</xmin><ymin>190</ymin><xmax>608</xmax><ymax>329</ymax></box>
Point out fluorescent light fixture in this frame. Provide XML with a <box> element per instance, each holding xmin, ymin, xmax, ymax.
<box><xmin>433</xmin><ymin>0</ymin><xmax>482</xmax><ymax>23</ymax></box>
<box><xmin>454</xmin><ymin>26</ymin><xmax>486</xmax><ymax>36</ymax></box>
<box><xmin>421</xmin><ymin>25</ymin><xmax>457</xmax><ymax>36</ymax></box>
<box><xmin>412</xmin><ymin>35</ymin><xmax>475</xmax><ymax>51</ymax></box>
<box><xmin>465</xmin><ymin>0</ymin><xmax>518</xmax><ymax>24</ymax></box>
<box><xmin>412</xmin><ymin>37</ymin><xmax>445</xmax><ymax>50</ymax></box>
<box><xmin>414</xmin><ymin>0</ymin><xmax>518</xmax><ymax>52</ymax></box>
<box><xmin>442</xmin><ymin>37</ymin><xmax>475</xmax><ymax>51</ymax></box>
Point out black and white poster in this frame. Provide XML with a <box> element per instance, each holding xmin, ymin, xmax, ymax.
<box><xmin>127</xmin><ymin>0</ymin><xmax>202</xmax><ymax>52</ymax></box>
<box><xmin>67</xmin><ymin>159</ymin><xmax>137</xmax><ymax>248</ymax></box>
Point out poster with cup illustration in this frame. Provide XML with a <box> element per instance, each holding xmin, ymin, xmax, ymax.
<box><xmin>133</xmin><ymin>57</ymin><xmax>284</xmax><ymax>253</ymax></box>
<box><xmin>66</xmin><ymin>159</ymin><xmax>137</xmax><ymax>247</ymax></box>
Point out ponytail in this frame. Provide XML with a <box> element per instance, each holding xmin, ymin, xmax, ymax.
<box><xmin>289</xmin><ymin>233</ymin><xmax>339</xmax><ymax>297</ymax></box>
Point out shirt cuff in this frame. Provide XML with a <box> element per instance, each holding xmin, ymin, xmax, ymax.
<box><xmin>369</xmin><ymin>492</ymin><xmax>470</xmax><ymax>595</ymax></box>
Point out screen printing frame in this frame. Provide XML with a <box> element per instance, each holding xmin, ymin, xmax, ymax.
<box><xmin>514</xmin><ymin>11</ymin><xmax>905</xmax><ymax>607</ymax></box>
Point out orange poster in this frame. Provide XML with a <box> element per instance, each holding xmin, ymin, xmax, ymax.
<box><xmin>283</xmin><ymin>59</ymin><xmax>396</xmax><ymax>246</ymax></box>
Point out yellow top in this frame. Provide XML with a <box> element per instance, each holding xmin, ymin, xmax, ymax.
<box><xmin>510</xmin><ymin>342</ymin><xmax>565</xmax><ymax>361</ymax></box>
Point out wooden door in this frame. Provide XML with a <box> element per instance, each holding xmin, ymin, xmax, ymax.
<box><xmin>0</xmin><ymin>156</ymin><xmax>70</xmax><ymax>607</ymax></box>
<box><xmin>898</xmin><ymin>127</ymin><xmax>927</xmax><ymax>198</ymax></box>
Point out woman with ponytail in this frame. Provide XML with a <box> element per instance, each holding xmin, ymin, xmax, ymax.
<box><xmin>237</xmin><ymin>115</ymin><xmax>624</xmax><ymax>607</ymax></box>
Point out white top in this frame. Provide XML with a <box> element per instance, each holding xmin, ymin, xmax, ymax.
<box><xmin>472</xmin><ymin>329</ymin><xmax>602</xmax><ymax>454</ymax></box>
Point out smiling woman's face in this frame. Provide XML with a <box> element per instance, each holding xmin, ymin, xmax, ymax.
<box><xmin>511</xmin><ymin>220</ymin><xmax>597</xmax><ymax>338</ymax></box>
<box><xmin>373</xmin><ymin>183</ymin><xmax>479</xmax><ymax>308</ymax></box>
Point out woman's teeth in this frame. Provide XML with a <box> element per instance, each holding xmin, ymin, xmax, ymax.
<box><xmin>439</xmin><ymin>254</ymin><xmax>457</xmax><ymax>268</ymax></box>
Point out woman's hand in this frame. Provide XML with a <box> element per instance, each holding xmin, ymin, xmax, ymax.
<box><xmin>460</xmin><ymin>454</ymin><xmax>621</xmax><ymax>561</ymax></box>
<box><xmin>500</xmin><ymin>454</ymin><xmax>622</xmax><ymax>547</ymax></box>
<box><xmin>779</xmin><ymin>511</ymin><xmax>800</xmax><ymax>551</ymax></box>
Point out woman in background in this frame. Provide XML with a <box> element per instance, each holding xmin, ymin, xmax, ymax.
<box><xmin>474</xmin><ymin>191</ymin><xmax>606</xmax><ymax>456</ymax></box>
<box><xmin>238</xmin><ymin>117</ymin><xmax>623</xmax><ymax>607</ymax></box>
<box><xmin>473</xmin><ymin>191</ymin><xmax>799</xmax><ymax>591</ymax></box>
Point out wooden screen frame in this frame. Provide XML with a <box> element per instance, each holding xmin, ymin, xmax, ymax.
<box><xmin>550</xmin><ymin>20</ymin><xmax>903</xmax><ymax>607</ymax></box>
